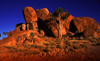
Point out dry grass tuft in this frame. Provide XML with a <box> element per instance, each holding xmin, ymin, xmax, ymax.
<box><xmin>80</xmin><ymin>44</ymin><xmax>87</xmax><ymax>48</ymax></box>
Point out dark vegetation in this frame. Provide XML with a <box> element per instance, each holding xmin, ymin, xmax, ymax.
<box><xmin>3</xmin><ymin>32</ymin><xmax>8</xmax><ymax>36</ymax></box>
<box><xmin>0</xmin><ymin>34</ymin><xmax>1</xmax><ymax>37</ymax></box>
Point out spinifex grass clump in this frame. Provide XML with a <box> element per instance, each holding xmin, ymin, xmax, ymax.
<box><xmin>15</xmin><ymin>49</ymin><xmax>29</xmax><ymax>52</ymax></box>
<box><xmin>4</xmin><ymin>46</ymin><xmax>17</xmax><ymax>50</ymax></box>
<box><xmin>80</xmin><ymin>44</ymin><xmax>87</xmax><ymax>48</ymax></box>
<box><xmin>68</xmin><ymin>48</ymin><xmax>75</xmax><ymax>52</ymax></box>
<box><xmin>72</xmin><ymin>41</ymin><xmax>79</xmax><ymax>44</ymax></box>
<box><xmin>30</xmin><ymin>32</ymin><xmax>34</xmax><ymax>38</ymax></box>
<box><xmin>43</xmin><ymin>41</ymin><xmax>50</xmax><ymax>46</ymax></box>
<box><xmin>23</xmin><ymin>44</ymin><xmax>34</xmax><ymax>49</ymax></box>
<box><xmin>64</xmin><ymin>40</ymin><xmax>70</xmax><ymax>46</ymax></box>
<box><xmin>56</xmin><ymin>40</ymin><xmax>66</xmax><ymax>49</ymax></box>
<box><xmin>73</xmin><ymin>45</ymin><xmax>80</xmax><ymax>49</ymax></box>
<box><xmin>49</xmin><ymin>40</ymin><xmax>56</xmax><ymax>45</ymax></box>
<box><xmin>25</xmin><ymin>50</ymin><xmax>40</xmax><ymax>55</ymax></box>
<box><xmin>48</xmin><ymin>45</ymin><xmax>56</xmax><ymax>49</ymax></box>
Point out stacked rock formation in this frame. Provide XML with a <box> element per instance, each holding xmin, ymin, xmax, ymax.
<box><xmin>14</xmin><ymin>6</ymin><xmax>99</xmax><ymax>38</ymax></box>
<box><xmin>23</xmin><ymin>7</ymin><xmax>38</xmax><ymax>30</ymax></box>
<box><xmin>0</xmin><ymin>6</ymin><xmax>100</xmax><ymax>46</ymax></box>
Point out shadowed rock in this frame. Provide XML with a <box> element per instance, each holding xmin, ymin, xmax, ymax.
<box><xmin>14</xmin><ymin>23</ymin><xmax>26</xmax><ymax>31</ymax></box>
<box><xmin>37</xmin><ymin>18</ymin><xmax>55</xmax><ymax>37</ymax></box>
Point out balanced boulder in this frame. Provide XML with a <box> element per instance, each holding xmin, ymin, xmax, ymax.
<box><xmin>23</xmin><ymin>7</ymin><xmax>38</xmax><ymax>23</ymax></box>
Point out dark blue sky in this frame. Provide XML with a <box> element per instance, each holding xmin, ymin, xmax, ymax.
<box><xmin>0</xmin><ymin>0</ymin><xmax>100</xmax><ymax>39</ymax></box>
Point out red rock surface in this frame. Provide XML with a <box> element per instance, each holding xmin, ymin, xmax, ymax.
<box><xmin>14</xmin><ymin>23</ymin><xmax>26</xmax><ymax>31</ymax></box>
<box><xmin>64</xmin><ymin>14</ymin><xmax>75</xmax><ymax>30</ymax></box>
<box><xmin>40</xmin><ymin>30</ymin><xmax>45</xmax><ymax>36</ymax></box>
<box><xmin>29</xmin><ymin>22</ymin><xmax>38</xmax><ymax>30</ymax></box>
<box><xmin>0</xmin><ymin>37</ymin><xmax>16</xmax><ymax>46</ymax></box>
<box><xmin>36</xmin><ymin>8</ymin><xmax>49</xmax><ymax>18</ymax></box>
<box><xmin>83</xmin><ymin>28</ymin><xmax>99</xmax><ymax>38</ymax></box>
<box><xmin>73</xmin><ymin>17</ymin><xmax>99</xmax><ymax>32</ymax></box>
<box><xmin>23</xmin><ymin>7</ymin><xmax>38</xmax><ymax>23</ymax></box>
<box><xmin>8</xmin><ymin>31</ymin><xmax>13</xmax><ymax>37</ymax></box>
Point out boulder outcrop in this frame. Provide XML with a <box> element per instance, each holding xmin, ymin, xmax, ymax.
<box><xmin>83</xmin><ymin>28</ymin><xmax>99</xmax><ymax>38</ymax></box>
<box><xmin>0</xmin><ymin>37</ymin><xmax>16</xmax><ymax>46</ymax></box>
<box><xmin>29</xmin><ymin>22</ymin><xmax>38</xmax><ymax>30</ymax></box>
<box><xmin>0</xmin><ymin>7</ymin><xmax>100</xmax><ymax>46</ymax></box>
<box><xmin>23</xmin><ymin>7</ymin><xmax>38</xmax><ymax>23</ymax></box>
<box><xmin>8</xmin><ymin>31</ymin><xmax>13</xmax><ymax>37</ymax></box>
<box><xmin>63</xmin><ymin>14</ymin><xmax>75</xmax><ymax>31</ymax></box>
<box><xmin>14</xmin><ymin>23</ymin><xmax>26</xmax><ymax>31</ymax></box>
<box><xmin>70</xmin><ymin>17</ymin><xmax>99</xmax><ymax>33</ymax></box>
<box><xmin>36</xmin><ymin>8</ymin><xmax>49</xmax><ymax>17</ymax></box>
<box><xmin>23</xmin><ymin>7</ymin><xmax>38</xmax><ymax>31</ymax></box>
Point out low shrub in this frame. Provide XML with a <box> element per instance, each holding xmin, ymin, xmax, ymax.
<box><xmin>69</xmin><ymin>48</ymin><xmax>75</xmax><ymax>52</ymax></box>
<box><xmin>23</xmin><ymin>44</ymin><xmax>33</xmax><ymax>49</ymax></box>
<box><xmin>75</xmin><ymin>30</ymin><xmax>80</xmax><ymax>34</ymax></box>
<box><xmin>56</xmin><ymin>44</ymin><xmax>66</xmax><ymax>49</ymax></box>
<box><xmin>80</xmin><ymin>44</ymin><xmax>87</xmax><ymax>48</ymax></box>
<box><xmin>49</xmin><ymin>45</ymin><xmax>56</xmax><ymax>49</ymax></box>
<box><xmin>72</xmin><ymin>41</ymin><xmax>79</xmax><ymax>44</ymax></box>
<box><xmin>73</xmin><ymin>45</ymin><xmax>80</xmax><ymax>49</ymax></box>
<box><xmin>49</xmin><ymin>41</ymin><xmax>56</xmax><ymax>45</ymax></box>
<box><xmin>9</xmin><ymin>50</ymin><xmax>15</xmax><ymax>52</ymax></box>
<box><xmin>4</xmin><ymin>46</ymin><xmax>17</xmax><ymax>50</ymax></box>
<box><xmin>42</xmin><ymin>47</ymin><xmax>51</xmax><ymax>52</ymax></box>
<box><xmin>30</xmin><ymin>32</ymin><xmax>34</xmax><ymax>38</ymax></box>
<box><xmin>43</xmin><ymin>41</ymin><xmax>50</xmax><ymax>46</ymax></box>
<box><xmin>83</xmin><ymin>42</ymin><xmax>88</xmax><ymax>44</ymax></box>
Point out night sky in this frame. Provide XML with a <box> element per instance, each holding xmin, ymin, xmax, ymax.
<box><xmin>0</xmin><ymin>0</ymin><xmax>100</xmax><ymax>39</ymax></box>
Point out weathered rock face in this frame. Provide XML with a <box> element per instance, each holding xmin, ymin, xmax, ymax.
<box><xmin>26</xmin><ymin>24</ymin><xmax>29</xmax><ymax>30</ymax></box>
<box><xmin>22</xmin><ymin>24</ymin><xmax>26</xmax><ymax>30</ymax></box>
<box><xmin>51</xmin><ymin>27</ymin><xmax>58</xmax><ymax>37</ymax></box>
<box><xmin>96</xmin><ymin>26</ymin><xmax>100</xmax><ymax>34</ymax></box>
<box><xmin>83</xmin><ymin>28</ymin><xmax>99</xmax><ymax>38</ymax></box>
<box><xmin>40</xmin><ymin>30</ymin><xmax>45</xmax><ymax>36</ymax></box>
<box><xmin>63</xmin><ymin>14</ymin><xmax>75</xmax><ymax>31</ymax></box>
<box><xmin>0</xmin><ymin>37</ymin><xmax>16</xmax><ymax>46</ymax></box>
<box><xmin>14</xmin><ymin>26</ymin><xmax>21</xmax><ymax>31</ymax></box>
<box><xmin>93</xmin><ymin>32</ymin><xmax>99</xmax><ymax>38</ymax></box>
<box><xmin>8</xmin><ymin>31</ymin><xmax>13</xmax><ymax>37</ymax></box>
<box><xmin>23</xmin><ymin>7</ymin><xmax>38</xmax><ymax>23</ymax></box>
<box><xmin>14</xmin><ymin>23</ymin><xmax>26</xmax><ymax>31</ymax></box>
<box><xmin>29</xmin><ymin>22</ymin><xmax>38</xmax><ymax>30</ymax></box>
<box><xmin>70</xmin><ymin>17</ymin><xmax>99</xmax><ymax>33</ymax></box>
<box><xmin>37</xmin><ymin>14</ymin><xmax>67</xmax><ymax>38</ymax></box>
<box><xmin>36</xmin><ymin>8</ymin><xmax>49</xmax><ymax>17</ymax></box>
<box><xmin>16</xmin><ymin>34</ymin><xmax>26</xmax><ymax>44</ymax></box>
<box><xmin>83</xmin><ymin>28</ymin><xmax>95</xmax><ymax>37</ymax></box>
<box><xmin>61</xmin><ymin>27</ymin><xmax>67</xmax><ymax>35</ymax></box>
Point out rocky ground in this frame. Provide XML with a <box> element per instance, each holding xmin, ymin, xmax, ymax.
<box><xmin>0</xmin><ymin>36</ymin><xmax>100</xmax><ymax>61</ymax></box>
